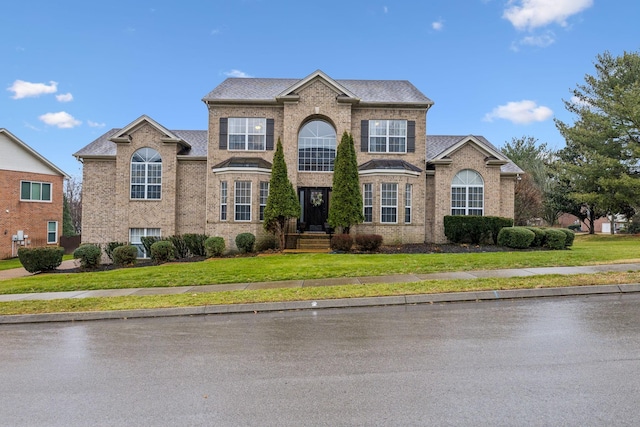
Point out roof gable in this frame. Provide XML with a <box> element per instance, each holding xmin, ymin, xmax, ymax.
<box><xmin>277</xmin><ymin>70</ymin><xmax>358</xmax><ymax>102</ymax></box>
<box><xmin>109</xmin><ymin>115</ymin><xmax>191</xmax><ymax>150</ymax></box>
<box><xmin>0</xmin><ymin>128</ymin><xmax>68</xmax><ymax>177</ymax></box>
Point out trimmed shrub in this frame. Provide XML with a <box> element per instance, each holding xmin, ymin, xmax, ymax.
<box><xmin>205</xmin><ymin>237</ymin><xmax>225</xmax><ymax>257</ymax></box>
<box><xmin>558</xmin><ymin>228</ymin><xmax>575</xmax><ymax>248</ymax></box>
<box><xmin>486</xmin><ymin>216</ymin><xmax>514</xmax><ymax>244</ymax></box>
<box><xmin>525</xmin><ymin>227</ymin><xmax>546</xmax><ymax>247</ymax></box>
<box><xmin>235</xmin><ymin>233</ymin><xmax>255</xmax><ymax>254</ymax></box>
<box><xmin>112</xmin><ymin>245</ymin><xmax>138</xmax><ymax>266</ymax></box>
<box><xmin>331</xmin><ymin>234</ymin><xmax>353</xmax><ymax>252</ymax></box>
<box><xmin>183</xmin><ymin>233</ymin><xmax>209</xmax><ymax>257</ymax></box>
<box><xmin>544</xmin><ymin>229</ymin><xmax>567</xmax><ymax>250</ymax></box>
<box><xmin>354</xmin><ymin>234</ymin><xmax>383</xmax><ymax>252</ymax></box>
<box><xmin>625</xmin><ymin>222</ymin><xmax>640</xmax><ymax>234</ymax></box>
<box><xmin>73</xmin><ymin>244</ymin><xmax>102</xmax><ymax>269</ymax></box>
<box><xmin>255</xmin><ymin>234</ymin><xmax>279</xmax><ymax>252</ymax></box>
<box><xmin>168</xmin><ymin>235</ymin><xmax>189</xmax><ymax>259</ymax></box>
<box><xmin>104</xmin><ymin>241</ymin><xmax>127</xmax><ymax>262</ymax></box>
<box><xmin>17</xmin><ymin>247</ymin><xmax>64</xmax><ymax>273</ymax></box>
<box><xmin>151</xmin><ymin>240</ymin><xmax>176</xmax><ymax>264</ymax></box>
<box><xmin>140</xmin><ymin>236</ymin><xmax>163</xmax><ymax>257</ymax></box>
<box><xmin>497</xmin><ymin>227</ymin><xmax>535</xmax><ymax>249</ymax></box>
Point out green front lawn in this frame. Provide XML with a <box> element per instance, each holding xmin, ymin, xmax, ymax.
<box><xmin>0</xmin><ymin>234</ymin><xmax>638</xmax><ymax>296</ymax></box>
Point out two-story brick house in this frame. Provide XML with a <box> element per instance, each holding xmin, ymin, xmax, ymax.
<box><xmin>74</xmin><ymin>70</ymin><xmax>521</xmax><ymax>254</ymax></box>
<box><xmin>0</xmin><ymin>128</ymin><xmax>68</xmax><ymax>259</ymax></box>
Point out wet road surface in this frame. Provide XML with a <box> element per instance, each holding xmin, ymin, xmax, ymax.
<box><xmin>1</xmin><ymin>294</ymin><xmax>640</xmax><ymax>426</ymax></box>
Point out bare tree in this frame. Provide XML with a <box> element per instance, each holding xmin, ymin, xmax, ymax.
<box><xmin>64</xmin><ymin>176</ymin><xmax>82</xmax><ymax>235</ymax></box>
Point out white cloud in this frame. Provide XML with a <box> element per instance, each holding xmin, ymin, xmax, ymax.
<box><xmin>383</xmin><ymin>6</ymin><xmax>388</xmax><ymax>13</ymax></box>
<box><xmin>510</xmin><ymin>32</ymin><xmax>555</xmax><ymax>51</ymax></box>
<box><xmin>87</xmin><ymin>120</ymin><xmax>106</xmax><ymax>128</ymax></box>
<box><xmin>7</xmin><ymin>80</ymin><xmax>58</xmax><ymax>99</ymax></box>
<box><xmin>38</xmin><ymin>112</ymin><xmax>82</xmax><ymax>129</ymax></box>
<box><xmin>56</xmin><ymin>93</ymin><xmax>73</xmax><ymax>102</ymax></box>
<box><xmin>432</xmin><ymin>20</ymin><xmax>444</xmax><ymax>31</ymax></box>
<box><xmin>483</xmin><ymin>100</ymin><xmax>553</xmax><ymax>124</ymax></box>
<box><xmin>503</xmin><ymin>0</ymin><xmax>593</xmax><ymax>31</ymax></box>
<box><xmin>211</xmin><ymin>28</ymin><xmax>221</xmax><ymax>35</ymax></box>
<box><xmin>224</xmin><ymin>69</ymin><xmax>252</xmax><ymax>78</ymax></box>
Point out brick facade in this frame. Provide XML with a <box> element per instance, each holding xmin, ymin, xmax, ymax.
<box><xmin>76</xmin><ymin>71</ymin><xmax>520</xmax><ymax>253</ymax></box>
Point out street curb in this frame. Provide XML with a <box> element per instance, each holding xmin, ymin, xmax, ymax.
<box><xmin>1</xmin><ymin>283</ymin><xmax>639</xmax><ymax>325</ymax></box>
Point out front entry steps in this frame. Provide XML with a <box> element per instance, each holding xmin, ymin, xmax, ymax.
<box><xmin>285</xmin><ymin>233</ymin><xmax>332</xmax><ymax>253</ymax></box>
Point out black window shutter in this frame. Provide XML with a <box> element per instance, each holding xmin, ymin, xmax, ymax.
<box><xmin>266</xmin><ymin>119</ymin><xmax>274</xmax><ymax>150</ymax></box>
<box><xmin>407</xmin><ymin>120</ymin><xmax>415</xmax><ymax>153</ymax></box>
<box><xmin>361</xmin><ymin>120</ymin><xmax>369</xmax><ymax>152</ymax></box>
<box><xmin>219</xmin><ymin>118</ymin><xmax>228</xmax><ymax>150</ymax></box>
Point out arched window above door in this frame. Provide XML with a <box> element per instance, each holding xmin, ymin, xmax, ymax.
<box><xmin>298</xmin><ymin>120</ymin><xmax>336</xmax><ymax>172</ymax></box>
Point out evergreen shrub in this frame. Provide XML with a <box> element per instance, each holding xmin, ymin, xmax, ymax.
<box><xmin>497</xmin><ymin>227</ymin><xmax>535</xmax><ymax>249</ymax></box>
<box><xmin>168</xmin><ymin>235</ymin><xmax>189</xmax><ymax>258</ymax></box>
<box><xmin>204</xmin><ymin>237</ymin><xmax>225</xmax><ymax>257</ymax></box>
<box><xmin>544</xmin><ymin>229</ymin><xmax>567</xmax><ymax>250</ymax></box>
<box><xmin>331</xmin><ymin>234</ymin><xmax>353</xmax><ymax>252</ymax></box>
<box><xmin>183</xmin><ymin>233</ymin><xmax>209</xmax><ymax>257</ymax></box>
<box><xmin>525</xmin><ymin>227</ymin><xmax>546</xmax><ymax>247</ymax></box>
<box><xmin>73</xmin><ymin>244</ymin><xmax>102</xmax><ymax>269</ymax></box>
<box><xmin>354</xmin><ymin>234</ymin><xmax>383</xmax><ymax>252</ymax></box>
<box><xmin>17</xmin><ymin>247</ymin><xmax>64</xmax><ymax>273</ymax></box>
<box><xmin>140</xmin><ymin>236</ymin><xmax>163</xmax><ymax>257</ymax></box>
<box><xmin>151</xmin><ymin>240</ymin><xmax>176</xmax><ymax>264</ymax></box>
<box><xmin>112</xmin><ymin>245</ymin><xmax>138</xmax><ymax>266</ymax></box>
<box><xmin>104</xmin><ymin>241</ymin><xmax>127</xmax><ymax>262</ymax></box>
<box><xmin>558</xmin><ymin>228</ymin><xmax>575</xmax><ymax>247</ymax></box>
<box><xmin>235</xmin><ymin>233</ymin><xmax>255</xmax><ymax>253</ymax></box>
<box><xmin>255</xmin><ymin>234</ymin><xmax>279</xmax><ymax>252</ymax></box>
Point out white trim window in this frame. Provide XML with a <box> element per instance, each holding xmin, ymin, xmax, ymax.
<box><xmin>405</xmin><ymin>184</ymin><xmax>412</xmax><ymax>224</ymax></box>
<box><xmin>220</xmin><ymin>181</ymin><xmax>228</xmax><ymax>221</ymax></box>
<box><xmin>259</xmin><ymin>181</ymin><xmax>269</xmax><ymax>221</ymax></box>
<box><xmin>363</xmin><ymin>183</ymin><xmax>373</xmax><ymax>223</ymax></box>
<box><xmin>298</xmin><ymin>120</ymin><xmax>336</xmax><ymax>172</ymax></box>
<box><xmin>21</xmin><ymin>181</ymin><xmax>52</xmax><ymax>202</ymax></box>
<box><xmin>130</xmin><ymin>228</ymin><xmax>161</xmax><ymax>258</ymax></box>
<box><xmin>131</xmin><ymin>148</ymin><xmax>162</xmax><ymax>200</ymax></box>
<box><xmin>369</xmin><ymin>120</ymin><xmax>407</xmax><ymax>153</ymax></box>
<box><xmin>47</xmin><ymin>221</ymin><xmax>58</xmax><ymax>244</ymax></box>
<box><xmin>228</xmin><ymin>118</ymin><xmax>266</xmax><ymax>151</ymax></box>
<box><xmin>235</xmin><ymin>181</ymin><xmax>251</xmax><ymax>222</ymax></box>
<box><xmin>380</xmin><ymin>183</ymin><xmax>398</xmax><ymax>223</ymax></box>
<box><xmin>451</xmin><ymin>169</ymin><xmax>484</xmax><ymax>216</ymax></box>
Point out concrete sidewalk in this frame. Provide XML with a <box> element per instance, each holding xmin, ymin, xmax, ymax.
<box><xmin>1</xmin><ymin>262</ymin><xmax>639</xmax><ymax>324</ymax></box>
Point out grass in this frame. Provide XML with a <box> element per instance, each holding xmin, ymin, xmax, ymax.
<box><xmin>0</xmin><ymin>234</ymin><xmax>638</xmax><ymax>316</ymax></box>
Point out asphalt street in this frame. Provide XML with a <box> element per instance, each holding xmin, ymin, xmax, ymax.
<box><xmin>1</xmin><ymin>293</ymin><xmax>640</xmax><ymax>426</ymax></box>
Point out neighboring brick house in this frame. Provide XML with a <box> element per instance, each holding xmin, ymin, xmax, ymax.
<box><xmin>0</xmin><ymin>129</ymin><xmax>68</xmax><ymax>259</ymax></box>
<box><xmin>74</xmin><ymin>70</ymin><xmax>522</xmax><ymax>254</ymax></box>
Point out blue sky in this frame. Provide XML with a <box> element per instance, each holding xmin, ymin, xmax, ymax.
<box><xmin>2</xmin><ymin>0</ymin><xmax>638</xmax><ymax>178</ymax></box>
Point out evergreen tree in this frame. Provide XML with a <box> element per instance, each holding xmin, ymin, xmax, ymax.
<box><xmin>62</xmin><ymin>195</ymin><xmax>76</xmax><ymax>237</ymax></box>
<box><xmin>328</xmin><ymin>131</ymin><xmax>363</xmax><ymax>233</ymax></box>
<box><xmin>263</xmin><ymin>138</ymin><xmax>300</xmax><ymax>250</ymax></box>
<box><xmin>554</xmin><ymin>50</ymin><xmax>640</xmax><ymax>232</ymax></box>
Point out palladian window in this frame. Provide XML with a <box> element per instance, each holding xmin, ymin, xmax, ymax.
<box><xmin>298</xmin><ymin>120</ymin><xmax>336</xmax><ymax>172</ymax></box>
<box><xmin>451</xmin><ymin>169</ymin><xmax>484</xmax><ymax>215</ymax></box>
<box><xmin>131</xmin><ymin>148</ymin><xmax>162</xmax><ymax>200</ymax></box>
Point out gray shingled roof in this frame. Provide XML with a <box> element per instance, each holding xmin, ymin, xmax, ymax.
<box><xmin>203</xmin><ymin>77</ymin><xmax>433</xmax><ymax>105</ymax></box>
<box><xmin>74</xmin><ymin>129</ymin><xmax>207</xmax><ymax>158</ymax></box>
<box><xmin>427</xmin><ymin>135</ymin><xmax>523</xmax><ymax>174</ymax></box>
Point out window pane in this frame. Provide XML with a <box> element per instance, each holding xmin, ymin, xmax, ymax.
<box><xmin>381</xmin><ymin>183</ymin><xmax>397</xmax><ymax>223</ymax></box>
<box><xmin>235</xmin><ymin>181</ymin><xmax>251</xmax><ymax>221</ymax></box>
<box><xmin>41</xmin><ymin>183</ymin><xmax>51</xmax><ymax>201</ymax></box>
<box><xmin>229</xmin><ymin>135</ymin><xmax>246</xmax><ymax>150</ymax></box>
<box><xmin>131</xmin><ymin>148</ymin><xmax>162</xmax><ymax>199</ymax></box>
<box><xmin>47</xmin><ymin>221</ymin><xmax>57</xmax><ymax>244</ymax></box>
<box><xmin>298</xmin><ymin>120</ymin><xmax>336</xmax><ymax>171</ymax></box>
<box><xmin>31</xmin><ymin>183</ymin><xmax>41</xmax><ymax>200</ymax></box>
<box><xmin>21</xmin><ymin>182</ymin><xmax>31</xmax><ymax>200</ymax></box>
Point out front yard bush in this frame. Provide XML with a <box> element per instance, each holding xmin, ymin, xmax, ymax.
<box><xmin>486</xmin><ymin>217</ymin><xmax>514</xmax><ymax>244</ymax></box>
<box><xmin>331</xmin><ymin>234</ymin><xmax>353</xmax><ymax>252</ymax></box>
<box><xmin>255</xmin><ymin>234</ymin><xmax>279</xmax><ymax>252</ymax></box>
<box><xmin>17</xmin><ymin>247</ymin><xmax>64</xmax><ymax>273</ymax></box>
<box><xmin>183</xmin><ymin>233</ymin><xmax>209</xmax><ymax>257</ymax></box>
<box><xmin>112</xmin><ymin>245</ymin><xmax>138</xmax><ymax>266</ymax></box>
<box><xmin>104</xmin><ymin>241</ymin><xmax>127</xmax><ymax>262</ymax></box>
<box><xmin>168</xmin><ymin>235</ymin><xmax>189</xmax><ymax>259</ymax></box>
<box><xmin>525</xmin><ymin>227</ymin><xmax>546</xmax><ymax>247</ymax></box>
<box><xmin>497</xmin><ymin>227</ymin><xmax>535</xmax><ymax>249</ymax></box>
<box><xmin>444</xmin><ymin>216</ymin><xmax>511</xmax><ymax>244</ymax></box>
<box><xmin>544</xmin><ymin>229</ymin><xmax>567</xmax><ymax>250</ymax></box>
<box><xmin>354</xmin><ymin>234</ymin><xmax>383</xmax><ymax>252</ymax></box>
<box><xmin>235</xmin><ymin>233</ymin><xmax>256</xmax><ymax>254</ymax></box>
<box><xmin>558</xmin><ymin>228</ymin><xmax>575</xmax><ymax>247</ymax></box>
<box><xmin>140</xmin><ymin>236</ymin><xmax>163</xmax><ymax>257</ymax></box>
<box><xmin>73</xmin><ymin>244</ymin><xmax>102</xmax><ymax>269</ymax></box>
<box><xmin>205</xmin><ymin>237</ymin><xmax>225</xmax><ymax>257</ymax></box>
<box><xmin>151</xmin><ymin>240</ymin><xmax>176</xmax><ymax>264</ymax></box>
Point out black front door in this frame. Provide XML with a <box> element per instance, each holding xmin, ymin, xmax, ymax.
<box><xmin>299</xmin><ymin>187</ymin><xmax>330</xmax><ymax>232</ymax></box>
